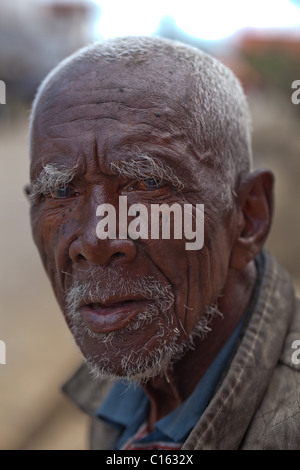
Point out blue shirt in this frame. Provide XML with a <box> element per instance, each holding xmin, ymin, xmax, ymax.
<box><xmin>96</xmin><ymin>316</ymin><xmax>246</xmax><ymax>449</ymax></box>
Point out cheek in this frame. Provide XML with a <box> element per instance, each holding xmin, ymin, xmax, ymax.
<box><xmin>143</xmin><ymin>238</ymin><xmax>201</xmax><ymax>334</ymax></box>
<box><xmin>193</xmin><ymin>227</ymin><xmax>233</xmax><ymax>309</ymax></box>
<box><xmin>145</xmin><ymin>238</ymin><xmax>187</xmax><ymax>281</ymax></box>
<box><xmin>31</xmin><ymin>208</ymin><xmax>58</xmax><ymax>268</ymax></box>
<box><xmin>31</xmin><ymin>206</ymin><xmax>77</xmax><ymax>298</ymax></box>
<box><xmin>143</xmin><ymin>223</ymin><xmax>233</xmax><ymax>336</ymax></box>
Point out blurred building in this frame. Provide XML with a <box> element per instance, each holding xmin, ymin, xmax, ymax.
<box><xmin>156</xmin><ymin>16</ymin><xmax>300</xmax><ymax>92</ymax></box>
<box><xmin>0</xmin><ymin>0</ymin><xmax>98</xmax><ymax>103</ymax></box>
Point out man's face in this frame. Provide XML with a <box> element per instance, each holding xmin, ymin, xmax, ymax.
<box><xmin>30</xmin><ymin>59</ymin><xmax>236</xmax><ymax>381</ymax></box>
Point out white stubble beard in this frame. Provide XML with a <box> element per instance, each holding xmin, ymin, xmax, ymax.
<box><xmin>65</xmin><ymin>269</ymin><xmax>222</xmax><ymax>384</ymax></box>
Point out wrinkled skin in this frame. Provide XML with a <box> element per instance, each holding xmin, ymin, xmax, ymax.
<box><xmin>29</xmin><ymin>58</ymin><xmax>274</xmax><ymax>427</ymax></box>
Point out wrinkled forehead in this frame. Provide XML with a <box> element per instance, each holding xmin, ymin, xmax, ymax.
<box><xmin>31</xmin><ymin>56</ymin><xmax>194</xmax><ymax>132</ymax></box>
<box><xmin>30</xmin><ymin>56</ymin><xmax>202</xmax><ymax>183</ymax></box>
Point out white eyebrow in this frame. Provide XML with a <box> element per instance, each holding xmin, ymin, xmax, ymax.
<box><xmin>110</xmin><ymin>154</ymin><xmax>184</xmax><ymax>190</ymax></box>
<box><xmin>30</xmin><ymin>163</ymin><xmax>77</xmax><ymax>202</ymax></box>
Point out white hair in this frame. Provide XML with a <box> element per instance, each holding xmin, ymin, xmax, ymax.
<box><xmin>110</xmin><ymin>154</ymin><xmax>185</xmax><ymax>191</ymax></box>
<box><xmin>30</xmin><ymin>36</ymin><xmax>253</xmax><ymax>208</ymax></box>
<box><xmin>29</xmin><ymin>163</ymin><xmax>78</xmax><ymax>203</ymax></box>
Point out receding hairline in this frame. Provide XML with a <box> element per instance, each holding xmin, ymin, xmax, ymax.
<box><xmin>30</xmin><ymin>36</ymin><xmax>233</xmax><ymax>121</ymax></box>
<box><xmin>29</xmin><ymin>37</ymin><xmax>199</xmax><ymax>143</ymax></box>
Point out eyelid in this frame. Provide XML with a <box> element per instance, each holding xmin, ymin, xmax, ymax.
<box><xmin>137</xmin><ymin>177</ymin><xmax>164</xmax><ymax>189</ymax></box>
<box><xmin>124</xmin><ymin>177</ymin><xmax>166</xmax><ymax>191</ymax></box>
<box><xmin>49</xmin><ymin>185</ymin><xmax>80</xmax><ymax>199</ymax></box>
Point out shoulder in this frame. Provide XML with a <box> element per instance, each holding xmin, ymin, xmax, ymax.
<box><xmin>243</xmin><ymin>298</ymin><xmax>300</xmax><ymax>450</ymax></box>
<box><xmin>62</xmin><ymin>363</ymin><xmax>114</xmax><ymax>416</ymax></box>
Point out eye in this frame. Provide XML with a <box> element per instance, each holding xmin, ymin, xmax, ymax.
<box><xmin>136</xmin><ymin>178</ymin><xmax>164</xmax><ymax>190</ymax></box>
<box><xmin>49</xmin><ymin>187</ymin><xmax>79</xmax><ymax>199</ymax></box>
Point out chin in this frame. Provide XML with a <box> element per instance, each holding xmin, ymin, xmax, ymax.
<box><xmin>69</xmin><ymin>299</ymin><xmax>222</xmax><ymax>384</ymax></box>
<box><xmin>83</xmin><ymin>348</ymin><xmax>176</xmax><ymax>385</ymax></box>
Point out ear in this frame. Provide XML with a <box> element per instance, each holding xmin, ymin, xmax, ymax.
<box><xmin>23</xmin><ymin>184</ymin><xmax>32</xmax><ymax>200</ymax></box>
<box><xmin>229</xmin><ymin>169</ymin><xmax>274</xmax><ymax>270</ymax></box>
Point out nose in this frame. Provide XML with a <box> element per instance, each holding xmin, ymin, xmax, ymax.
<box><xmin>69</xmin><ymin>234</ymin><xmax>137</xmax><ymax>266</ymax></box>
<box><xmin>69</xmin><ymin>201</ymin><xmax>137</xmax><ymax>267</ymax></box>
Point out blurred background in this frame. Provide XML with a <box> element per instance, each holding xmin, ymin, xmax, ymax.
<box><xmin>0</xmin><ymin>0</ymin><xmax>300</xmax><ymax>450</ymax></box>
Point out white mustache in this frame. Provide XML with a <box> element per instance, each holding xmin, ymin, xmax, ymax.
<box><xmin>63</xmin><ymin>267</ymin><xmax>223</xmax><ymax>383</ymax></box>
<box><xmin>65</xmin><ymin>267</ymin><xmax>175</xmax><ymax>314</ymax></box>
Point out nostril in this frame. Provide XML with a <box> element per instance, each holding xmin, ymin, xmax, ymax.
<box><xmin>70</xmin><ymin>236</ymin><xmax>137</xmax><ymax>266</ymax></box>
<box><xmin>111</xmin><ymin>252</ymin><xmax>125</xmax><ymax>260</ymax></box>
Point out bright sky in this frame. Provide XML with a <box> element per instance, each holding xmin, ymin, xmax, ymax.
<box><xmin>91</xmin><ymin>0</ymin><xmax>300</xmax><ymax>40</ymax></box>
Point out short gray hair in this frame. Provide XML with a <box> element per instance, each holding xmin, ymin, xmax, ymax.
<box><xmin>30</xmin><ymin>36</ymin><xmax>252</xmax><ymax>208</ymax></box>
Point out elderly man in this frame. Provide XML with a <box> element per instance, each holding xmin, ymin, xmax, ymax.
<box><xmin>27</xmin><ymin>37</ymin><xmax>300</xmax><ymax>450</ymax></box>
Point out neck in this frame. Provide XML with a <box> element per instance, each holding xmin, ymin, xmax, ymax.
<box><xmin>142</xmin><ymin>261</ymin><xmax>257</xmax><ymax>431</ymax></box>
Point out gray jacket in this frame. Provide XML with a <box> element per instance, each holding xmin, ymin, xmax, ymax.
<box><xmin>63</xmin><ymin>251</ymin><xmax>300</xmax><ymax>449</ymax></box>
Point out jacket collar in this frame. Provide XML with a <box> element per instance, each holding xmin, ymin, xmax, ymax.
<box><xmin>182</xmin><ymin>249</ymin><xmax>295</xmax><ymax>449</ymax></box>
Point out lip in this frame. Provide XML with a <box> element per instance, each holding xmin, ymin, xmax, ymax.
<box><xmin>80</xmin><ymin>298</ymin><xmax>149</xmax><ymax>333</ymax></box>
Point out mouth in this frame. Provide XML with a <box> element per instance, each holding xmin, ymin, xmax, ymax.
<box><xmin>79</xmin><ymin>298</ymin><xmax>150</xmax><ymax>334</ymax></box>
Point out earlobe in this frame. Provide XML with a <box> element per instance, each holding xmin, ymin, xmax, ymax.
<box><xmin>229</xmin><ymin>170</ymin><xmax>274</xmax><ymax>270</ymax></box>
